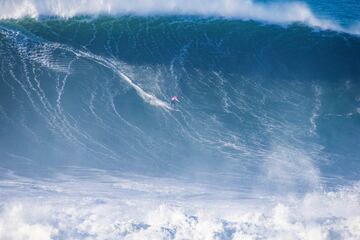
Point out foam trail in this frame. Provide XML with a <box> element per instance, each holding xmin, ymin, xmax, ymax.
<box><xmin>3</xmin><ymin>25</ymin><xmax>171</xmax><ymax>110</ymax></box>
<box><xmin>115</xmin><ymin>65</ymin><xmax>171</xmax><ymax>109</ymax></box>
<box><xmin>310</xmin><ymin>85</ymin><xmax>321</xmax><ymax>135</ymax></box>
<box><xmin>0</xmin><ymin>0</ymin><xmax>351</xmax><ymax>34</ymax></box>
<box><xmin>64</xmin><ymin>47</ymin><xmax>172</xmax><ymax>110</ymax></box>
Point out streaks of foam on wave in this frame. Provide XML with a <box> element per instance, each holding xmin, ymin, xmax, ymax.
<box><xmin>61</xmin><ymin>46</ymin><xmax>172</xmax><ymax>110</ymax></box>
<box><xmin>10</xmin><ymin>33</ymin><xmax>92</xmax><ymax>146</ymax></box>
<box><xmin>4</xmin><ymin>26</ymin><xmax>168</xmax><ymax>124</ymax></box>
<box><xmin>1</xmin><ymin>27</ymin><xmax>177</xmax><ymax>170</ymax></box>
<box><xmin>1</xmin><ymin>29</ymin><xmax>131</xmax><ymax>162</ymax></box>
<box><xmin>1</xmin><ymin>28</ymin><xmax>79</xmax><ymax>142</ymax></box>
<box><xmin>263</xmin><ymin>145</ymin><xmax>320</xmax><ymax>190</ymax></box>
<box><xmin>0</xmin><ymin>0</ymin><xmax>357</xmax><ymax>35</ymax></box>
<box><xmin>310</xmin><ymin>85</ymin><xmax>322</xmax><ymax>135</ymax></box>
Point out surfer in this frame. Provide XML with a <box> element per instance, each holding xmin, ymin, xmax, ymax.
<box><xmin>171</xmin><ymin>95</ymin><xmax>180</xmax><ymax>106</ymax></box>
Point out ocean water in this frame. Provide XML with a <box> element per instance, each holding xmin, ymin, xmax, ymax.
<box><xmin>0</xmin><ymin>0</ymin><xmax>360</xmax><ymax>239</ymax></box>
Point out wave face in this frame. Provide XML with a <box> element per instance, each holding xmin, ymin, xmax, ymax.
<box><xmin>0</xmin><ymin>13</ymin><xmax>360</xmax><ymax>239</ymax></box>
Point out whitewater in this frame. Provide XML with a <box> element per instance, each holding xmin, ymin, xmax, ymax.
<box><xmin>0</xmin><ymin>0</ymin><xmax>360</xmax><ymax>239</ymax></box>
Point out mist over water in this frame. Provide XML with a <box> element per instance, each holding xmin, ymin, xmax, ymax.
<box><xmin>0</xmin><ymin>0</ymin><xmax>360</xmax><ymax>239</ymax></box>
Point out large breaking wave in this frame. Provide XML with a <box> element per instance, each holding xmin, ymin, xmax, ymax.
<box><xmin>0</xmin><ymin>6</ymin><xmax>360</xmax><ymax>240</ymax></box>
<box><xmin>1</xmin><ymin>0</ymin><xmax>360</xmax><ymax>34</ymax></box>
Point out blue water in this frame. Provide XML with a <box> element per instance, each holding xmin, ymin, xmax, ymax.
<box><xmin>0</xmin><ymin>0</ymin><xmax>359</xmax><ymax>239</ymax></box>
<box><xmin>259</xmin><ymin>0</ymin><xmax>360</xmax><ymax>25</ymax></box>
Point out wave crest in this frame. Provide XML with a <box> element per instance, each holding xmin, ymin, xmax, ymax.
<box><xmin>0</xmin><ymin>0</ymin><xmax>352</xmax><ymax>33</ymax></box>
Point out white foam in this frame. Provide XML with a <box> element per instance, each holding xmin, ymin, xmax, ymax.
<box><xmin>1</xmin><ymin>173</ymin><xmax>360</xmax><ymax>240</ymax></box>
<box><xmin>260</xmin><ymin>145</ymin><xmax>320</xmax><ymax>193</ymax></box>
<box><xmin>0</xmin><ymin>0</ymin><xmax>356</xmax><ymax>34</ymax></box>
<box><xmin>310</xmin><ymin>85</ymin><xmax>322</xmax><ymax>135</ymax></box>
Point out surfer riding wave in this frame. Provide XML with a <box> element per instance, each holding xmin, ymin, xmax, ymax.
<box><xmin>170</xmin><ymin>96</ymin><xmax>180</xmax><ymax>107</ymax></box>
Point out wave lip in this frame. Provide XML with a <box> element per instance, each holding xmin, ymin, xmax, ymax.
<box><xmin>0</xmin><ymin>0</ymin><xmax>354</xmax><ymax>34</ymax></box>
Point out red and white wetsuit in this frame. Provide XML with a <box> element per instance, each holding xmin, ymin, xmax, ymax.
<box><xmin>171</xmin><ymin>96</ymin><xmax>179</xmax><ymax>102</ymax></box>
